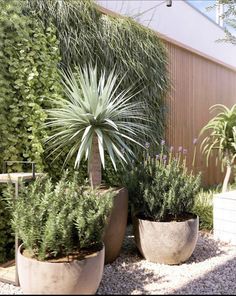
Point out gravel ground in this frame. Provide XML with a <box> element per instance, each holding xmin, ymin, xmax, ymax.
<box><xmin>1</xmin><ymin>225</ymin><xmax>236</xmax><ymax>295</ymax></box>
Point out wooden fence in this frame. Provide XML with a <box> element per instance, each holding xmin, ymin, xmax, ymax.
<box><xmin>99</xmin><ymin>5</ymin><xmax>236</xmax><ymax>186</ymax></box>
<box><xmin>162</xmin><ymin>34</ymin><xmax>236</xmax><ymax>186</ymax></box>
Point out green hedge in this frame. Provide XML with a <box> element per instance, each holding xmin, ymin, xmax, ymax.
<box><xmin>26</xmin><ymin>0</ymin><xmax>169</xmax><ymax>155</ymax></box>
<box><xmin>0</xmin><ymin>0</ymin><xmax>63</xmax><ymax>173</ymax></box>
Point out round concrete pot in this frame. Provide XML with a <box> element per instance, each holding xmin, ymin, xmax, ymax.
<box><xmin>133</xmin><ymin>213</ymin><xmax>199</xmax><ymax>265</ymax></box>
<box><xmin>102</xmin><ymin>187</ymin><xmax>128</xmax><ymax>264</ymax></box>
<box><xmin>17</xmin><ymin>243</ymin><xmax>105</xmax><ymax>294</ymax></box>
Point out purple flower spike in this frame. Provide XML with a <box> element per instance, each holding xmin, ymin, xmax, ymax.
<box><xmin>183</xmin><ymin>149</ymin><xmax>188</xmax><ymax>154</ymax></box>
<box><xmin>156</xmin><ymin>154</ymin><xmax>160</xmax><ymax>160</ymax></box>
<box><xmin>161</xmin><ymin>140</ymin><xmax>165</xmax><ymax>146</ymax></box>
<box><xmin>169</xmin><ymin>146</ymin><xmax>174</xmax><ymax>152</ymax></box>
<box><xmin>178</xmin><ymin>146</ymin><xmax>183</xmax><ymax>152</ymax></box>
<box><xmin>145</xmin><ymin>142</ymin><xmax>150</xmax><ymax>149</ymax></box>
<box><xmin>163</xmin><ymin>155</ymin><xmax>167</xmax><ymax>160</ymax></box>
<box><xmin>193</xmin><ymin>138</ymin><xmax>198</xmax><ymax>145</ymax></box>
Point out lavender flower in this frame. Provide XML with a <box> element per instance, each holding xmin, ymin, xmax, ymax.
<box><xmin>145</xmin><ymin>142</ymin><xmax>150</xmax><ymax>149</ymax></box>
<box><xmin>169</xmin><ymin>146</ymin><xmax>174</xmax><ymax>152</ymax></box>
<box><xmin>178</xmin><ymin>146</ymin><xmax>183</xmax><ymax>152</ymax></box>
<box><xmin>183</xmin><ymin>149</ymin><xmax>188</xmax><ymax>154</ymax></box>
<box><xmin>161</xmin><ymin>140</ymin><xmax>165</xmax><ymax>146</ymax></box>
<box><xmin>156</xmin><ymin>154</ymin><xmax>160</xmax><ymax>160</ymax></box>
<box><xmin>193</xmin><ymin>138</ymin><xmax>198</xmax><ymax>145</ymax></box>
<box><xmin>163</xmin><ymin>155</ymin><xmax>167</xmax><ymax>160</ymax></box>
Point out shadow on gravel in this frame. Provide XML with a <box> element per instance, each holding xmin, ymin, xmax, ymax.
<box><xmin>185</xmin><ymin>233</ymin><xmax>227</xmax><ymax>264</ymax></box>
<box><xmin>168</xmin><ymin>254</ymin><xmax>236</xmax><ymax>294</ymax></box>
<box><xmin>97</xmin><ymin>256</ymin><xmax>165</xmax><ymax>295</ymax></box>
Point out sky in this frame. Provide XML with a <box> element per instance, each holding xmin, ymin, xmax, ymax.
<box><xmin>187</xmin><ymin>0</ymin><xmax>236</xmax><ymax>34</ymax></box>
<box><xmin>187</xmin><ymin>0</ymin><xmax>216</xmax><ymax>22</ymax></box>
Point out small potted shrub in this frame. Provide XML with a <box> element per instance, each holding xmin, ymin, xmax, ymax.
<box><xmin>128</xmin><ymin>143</ymin><xmax>201</xmax><ymax>264</ymax></box>
<box><xmin>7</xmin><ymin>172</ymin><xmax>114</xmax><ymax>294</ymax></box>
<box><xmin>200</xmin><ymin>103</ymin><xmax>236</xmax><ymax>244</ymax></box>
<box><xmin>45</xmin><ymin>64</ymin><xmax>149</xmax><ymax>263</ymax></box>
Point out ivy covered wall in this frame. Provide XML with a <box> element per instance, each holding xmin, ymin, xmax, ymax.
<box><xmin>0</xmin><ymin>0</ymin><xmax>63</xmax><ymax>173</ymax></box>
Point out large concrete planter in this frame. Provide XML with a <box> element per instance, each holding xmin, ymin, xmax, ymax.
<box><xmin>213</xmin><ymin>190</ymin><xmax>236</xmax><ymax>245</ymax></box>
<box><xmin>17</xmin><ymin>243</ymin><xmax>104</xmax><ymax>294</ymax></box>
<box><xmin>102</xmin><ymin>187</ymin><xmax>128</xmax><ymax>264</ymax></box>
<box><xmin>133</xmin><ymin>213</ymin><xmax>199</xmax><ymax>264</ymax></box>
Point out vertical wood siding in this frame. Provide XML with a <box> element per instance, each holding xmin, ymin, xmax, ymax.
<box><xmin>98</xmin><ymin>5</ymin><xmax>236</xmax><ymax>186</ymax></box>
<box><xmin>163</xmin><ymin>40</ymin><xmax>236</xmax><ymax>186</ymax></box>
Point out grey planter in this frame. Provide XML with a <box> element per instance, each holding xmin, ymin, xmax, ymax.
<box><xmin>17</xmin><ymin>243</ymin><xmax>105</xmax><ymax>294</ymax></box>
<box><xmin>103</xmin><ymin>187</ymin><xmax>128</xmax><ymax>264</ymax></box>
<box><xmin>133</xmin><ymin>213</ymin><xmax>199</xmax><ymax>265</ymax></box>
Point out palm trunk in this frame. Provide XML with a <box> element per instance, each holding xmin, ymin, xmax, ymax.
<box><xmin>88</xmin><ymin>136</ymin><xmax>101</xmax><ymax>188</ymax></box>
<box><xmin>222</xmin><ymin>164</ymin><xmax>231</xmax><ymax>193</ymax></box>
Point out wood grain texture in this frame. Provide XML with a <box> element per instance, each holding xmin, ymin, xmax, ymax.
<box><xmin>164</xmin><ymin>40</ymin><xmax>236</xmax><ymax>186</ymax></box>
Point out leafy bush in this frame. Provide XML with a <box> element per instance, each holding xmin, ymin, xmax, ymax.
<box><xmin>128</xmin><ymin>145</ymin><xmax>201</xmax><ymax>221</ymax></box>
<box><xmin>0</xmin><ymin>0</ymin><xmax>63</xmax><ymax>173</ymax></box>
<box><xmin>6</xmin><ymin>172</ymin><xmax>114</xmax><ymax>261</ymax></box>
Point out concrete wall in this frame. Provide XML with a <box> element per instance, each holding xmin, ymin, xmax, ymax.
<box><xmin>96</xmin><ymin>0</ymin><xmax>236</xmax><ymax>68</ymax></box>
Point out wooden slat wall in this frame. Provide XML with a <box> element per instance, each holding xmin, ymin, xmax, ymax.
<box><xmin>163</xmin><ymin>40</ymin><xmax>236</xmax><ymax>186</ymax></box>
<box><xmin>98</xmin><ymin>5</ymin><xmax>236</xmax><ymax>186</ymax></box>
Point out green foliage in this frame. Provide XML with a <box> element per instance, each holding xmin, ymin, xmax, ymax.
<box><xmin>200</xmin><ymin>104</ymin><xmax>236</xmax><ymax>168</ymax></box>
<box><xmin>6</xmin><ymin>172</ymin><xmax>114</xmax><ymax>261</ymax></box>
<box><xmin>200</xmin><ymin>104</ymin><xmax>236</xmax><ymax>191</ymax></box>
<box><xmin>25</xmin><ymin>0</ymin><xmax>169</xmax><ymax>149</ymax></box>
<box><xmin>128</xmin><ymin>145</ymin><xmax>201</xmax><ymax>221</ymax></box>
<box><xmin>207</xmin><ymin>0</ymin><xmax>236</xmax><ymax>45</ymax></box>
<box><xmin>0</xmin><ymin>186</ymin><xmax>15</xmax><ymax>263</ymax></box>
<box><xmin>192</xmin><ymin>188</ymin><xmax>214</xmax><ymax>231</ymax></box>
<box><xmin>45</xmin><ymin>64</ymin><xmax>150</xmax><ymax>175</ymax></box>
<box><xmin>0</xmin><ymin>0</ymin><xmax>63</xmax><ymax>173</ymax></box>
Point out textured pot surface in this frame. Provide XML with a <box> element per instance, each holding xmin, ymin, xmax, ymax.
<box><xmin>17</xmin><ymin>244</ymin><xmax>104</xmax><ymax>295</ymax></box>
<box><xmin>133</xmin><ymin>214</ymin><xmax>199</xmax><ymax>265</ymax></box>
<box><xmin>103</xmin><ymin>187</ymin><xmax>128</xmax><ymax>264</ymax></box>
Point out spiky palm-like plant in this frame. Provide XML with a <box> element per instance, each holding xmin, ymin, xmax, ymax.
<box><xmin>200</xmin><ymin>104</ymin><xmax>236</xmax><ymax>192</ymax></box>
<box><xmin>46</xmin><ymin>64</ymin><xmax>150</xmax><ymax>188</ymax></box>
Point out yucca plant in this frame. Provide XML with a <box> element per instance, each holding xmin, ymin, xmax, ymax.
<box><xmin>45</xmin><ymin>64</ymin><xmax>150</xmax><ymax>188</ymax></box>
<box><xmin>200</xmin><ymin>104</ymin><xmax>236</xmax><ymax>192</ymax></box>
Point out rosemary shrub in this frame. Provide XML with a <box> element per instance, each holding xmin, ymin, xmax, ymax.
<box><xmin>6</xmin><ymin>172</ymin><xmax>114</xmax><ymax>261</ymax></box>
<box><xmin>128</xmin><ymin>144</ymin><xmax>201</xmax><ymax>221</ymax></box>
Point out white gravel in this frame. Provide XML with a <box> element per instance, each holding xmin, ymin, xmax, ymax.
<box><xmin>1</xmin><ymin>225</ymin><xmax>236</xmax><ymax>295</ymax></box>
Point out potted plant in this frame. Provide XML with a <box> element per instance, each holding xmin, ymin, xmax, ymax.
<box><xmin>45</xmin><ymin>64</ymin><xmax>150</xmax><ymax>263</ymax></box>
<box><xmin>7</xmin><ymin>172</ymin><xmax>114</xmax><ymax>294</ymax></box>
<box><xmin>128</xmin><ymin>143</ymin><xmax>201</xmax><ymax>264</ymax></box>
<box><xmin>199</xmin><ymin>103</ymin><xmax>236</xmax><ymax>244</ymax></box>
